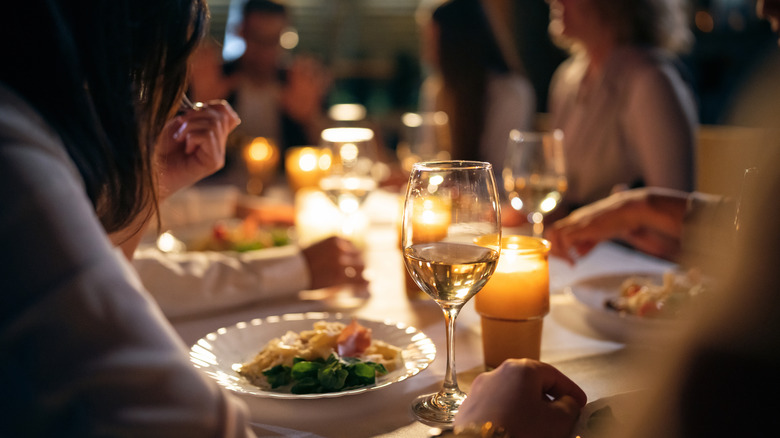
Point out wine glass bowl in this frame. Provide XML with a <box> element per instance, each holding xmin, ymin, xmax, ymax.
<box><xmin>503</xmin><ymin>129</ymin><xmax>567</xmax><ymax>238</ymax></box>
<box><xmin>401</xmin><ymin>160</ymin><xmax>502</xmax><ymax>425</ymax></box>
<box><xmin>319</xmin><ymin>127</ymin><xmax>378</xmax><ymax>214</ymax></box>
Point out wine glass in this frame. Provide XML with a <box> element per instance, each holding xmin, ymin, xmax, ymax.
<box><xmin>401</xmin><ymin>160</ymin><xmax>502</xmax><ymax>425</ymax></box>
<box><xmin>503</xmin><ymin>129</ymin><xmax>567</xmax><ymax>238</ymax></box>
<box><xmin>318</xmin><ymin>127</ymin><xmax>378</xmax><ymax>215</ymax></box>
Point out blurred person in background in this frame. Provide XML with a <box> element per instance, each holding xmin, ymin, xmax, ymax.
<box><xmin>547</xmin><ymin>0</ymin><xmax>697</xmax><ymax>215</ymax></box>
<box><xmin>190</xmin><ymin>0</ymin><xmax>330</xmax><ymax>156</ymax></box>
<box><xmin>417</xmin><ymin>0</ymin><xmax>536</xmax><ymax>171</ymax></box>
<box><xmin>452</xmin><ymin>5</ymin><xmax>780</xmax><ymax>437</ymax></box>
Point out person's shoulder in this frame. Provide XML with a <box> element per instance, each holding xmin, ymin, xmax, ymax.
<box><xmin>612</xmin><ymin>46</ymin><xmax>688</xmax><ymax>89</ymax></box>
<box><xmin>611</xmin><ymin>46</ymin><xmax>680</xmax><ymax>75</ymax></box>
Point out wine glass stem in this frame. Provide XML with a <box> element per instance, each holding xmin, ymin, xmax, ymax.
<box><xmin>441</xmin><ymin>305</ymin><xmax>462</xmax><ymax>396</ymax></box>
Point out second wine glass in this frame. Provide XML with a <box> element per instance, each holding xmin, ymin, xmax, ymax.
<box><xmin>319</xmin><ymin>127</ymin><xmax>378</xmax><ymax>215</ymax></box>
<box><xmin>401</xmin><ymin>160</ymin><xmax>501</xmax><ymax>425</ymax></box>
<box><xmin>503</xmin><ymin>129</ymin><xmax>567</xmax><ymax>238</ymax></box>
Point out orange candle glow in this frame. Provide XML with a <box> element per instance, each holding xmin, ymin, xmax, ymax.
<box><xmin>243</xmin><ymin>137</ymin><xmax>279</xmax><ymax>194</ymax></box>
<box><xmin>474</xmin><ymin>235</ymin><xmax>550</xmax><ymax>367</ymax></box>
<box><xmin>410</xmin><ymin>198</ymin><xmax>450</xmax><ymax>243</ymax></box>
<box><xmin>475</xmin><ymin>236</ymin><xmax>550</xmax><ymax>318</ymax></box>
<box><xmin>285</xmin><ymin>146</ymin><xmax>332</xmax><ymax>192</ymax></box>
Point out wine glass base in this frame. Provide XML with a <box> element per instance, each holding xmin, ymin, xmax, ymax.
<box><xmin>411</xmin><ymin>390</ymin><xmax>467</xmax><ymax>426</ymax></box>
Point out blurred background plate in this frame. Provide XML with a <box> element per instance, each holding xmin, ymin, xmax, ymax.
<box><xmin>563</xmin><ymin>273</ymin><xmax>680</xmax><ymax>343</ymax></box>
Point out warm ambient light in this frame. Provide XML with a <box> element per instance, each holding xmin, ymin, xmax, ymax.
<box><xmin>280</xmin><ymin>27</ymin><xmax>299</xmax><ymax>50</ymax></box>
<box><xmin>695</xmin><ymin>10</ymin><xmax>715</xmax><ymax>33</ymax></box>
<box><xmin>243</xmin><ymin>137</ymin><xmax>279</xmax><ymax>195</ymax></box>
<box><xmin>246</xmin><ymin>138</ymin><xmax>274</xmax><ymax>162</ymax></box>
<box><xmin>328</xmin><ymin>104</ymin><xmax>367</xmax><ymax>122</ymax></box>
<box><xmin>402</xmin><ymin>111</ymin><xmax>449</xmax><ymax>128</ymax></box>
<box><xmin>285</xmin><ymin>146</ymin><xmax>332</xmax><ymax>192</ymax></box>
<box><xmin>321</xmin><ymin>127</ymin><xmax>374</xmax><ymax>143</ymax></box>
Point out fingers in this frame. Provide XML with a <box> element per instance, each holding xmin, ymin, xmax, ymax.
<box><xmin>175</xmin><ymin>101</ymin><xmax>239</xmax><ymax>141</ymax></box>
<box><xmin>302</xmin><ymin>236</ymin><xmax>368</xmax><ymax>289</ymax></box>
<box><xmin>456</xmin><ymin>359</ymin><xmax>586</xmax><ymax>438</ymax></box>
<box><xmin>533</xmin><ymin>361</ymin><xmax>588</xmax><ymax>407</ymax></box>
<box><xmin>622</xmin><ymin>228</ymin><xmax>681</xmax><ymax>261</ymax></box>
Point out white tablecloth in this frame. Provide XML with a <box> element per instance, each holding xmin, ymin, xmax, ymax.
<box><xmin>171</xmin><ymin>191</ymin><xmax>677</xmax><ymax>438</ymax></box>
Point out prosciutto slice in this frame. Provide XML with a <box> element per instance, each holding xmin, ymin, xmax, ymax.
<box><xmin>336</xmin><ymin>319</ymin><xmax>372</xmax><ymax>357</ymax></box>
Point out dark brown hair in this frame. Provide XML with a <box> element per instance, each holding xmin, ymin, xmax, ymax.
<box><xmin>0</xmin><ymin>0</ymin><xmax>208</xmax><ymax>233</ymax></box>
<box><xmin>432</xmin><ymin>0</ymin><xmax>522</xmax><ymax>161</ymax></box>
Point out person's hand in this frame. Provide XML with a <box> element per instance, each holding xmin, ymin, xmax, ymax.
<box><xmin>545</xmin><ymin>188</ymin><xmax>689</xmax><ymax>263</ymax></box>
<box><xmin>454</xmin><ymin>359</ymin><xmax>587</xmax><ymax>438</ymax></box>
<box><xmin>301</xmin><ymin>236</ymin><xmax>368</xmax><ymax>290</ymax></box>
<box><xmin>155</xmin><ymin>99</ymin><xmax>240</xmax><ymax>199</ymax></box>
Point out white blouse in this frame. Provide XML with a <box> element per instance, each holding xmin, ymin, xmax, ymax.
<box><xmin>549</xmin><ymin>46</ymin><xmax>697</xmax><ymax>208</ymax></box>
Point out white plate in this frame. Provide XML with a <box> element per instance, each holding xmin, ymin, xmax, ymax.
<box><xmin>189</xmin><ymin>312</ymin><xmax>436</xmax><ymax>399</ymax></box>
<box><xmin>564</xmin><ymin>273</ymin><xmax>677</xmax><ymax>342</ymax></box>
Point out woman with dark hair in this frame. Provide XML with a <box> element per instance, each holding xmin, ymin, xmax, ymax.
<box><xmin>418</xmin><ymin>0</ymin><xmax>536</xmax><ymax>169</ymax></box>
<box><xmin>547</xmin><ymin>0</ymin><xmax>697</xmax><ymax>212</ymax></box>
<box><xmin>0</xmin><ymin>1</ymin><xmax>255</xmax><ymax>436</ymax></box>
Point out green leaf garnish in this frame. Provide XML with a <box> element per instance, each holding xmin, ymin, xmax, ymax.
<box><xmin>261</xmin><ymin>364</ymin><xmax>291</xmax><ymax>388</ymax></box>
<box><xmin>266</xmin><ymin>354</ymin><xmax>388</xmax><ymax>394</ymax></box>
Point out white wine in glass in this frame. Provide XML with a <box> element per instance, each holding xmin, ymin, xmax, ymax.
<box><xmin>503</xmin><ymin>129</ymin><xmax>567</xmax><ymax>238</ymax></box>
<box><xmin>402</xmin><ymin>161</ymin><xmax>501</xmax><ymax>425</ymax></box>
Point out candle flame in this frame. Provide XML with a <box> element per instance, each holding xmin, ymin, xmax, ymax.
<box><xmin>246</xmin><ymin>137</ymin><xmax>274</xmax><ymax>162</ymax></box>
<box><xmin>298</xmin><ymin>149</ymin><xmax>318</xmax><ymax>172</ymax></box>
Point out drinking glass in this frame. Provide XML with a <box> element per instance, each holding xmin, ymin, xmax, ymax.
<box><xmin>318</xmin><ymin>127</ymin><xmax>378</xmax><ymax>215</ymax></box>
<box><xmin>503</xmin><ymin>129</ymin><xmax>567</xmax><ymax>238</ymax></box>
<box><xmin>401</xmin><ymin>161</ymin><xmax>502</xmax><ymax>425</ymax></box>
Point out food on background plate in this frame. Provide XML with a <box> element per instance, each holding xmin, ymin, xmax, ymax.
<box><xmin>605</xmin><ymin>270</ymin><xmax>707</xmax><ymax>318</ymax></box>
<box><xmin>238</xmin><ymin>320</ymin><xmax>404</xmax><ymax>394</ymax></box>
<box><xmin>187</xmin><ymin>216</ymin><xmax>292</xmax><ymax>252</ymax></box>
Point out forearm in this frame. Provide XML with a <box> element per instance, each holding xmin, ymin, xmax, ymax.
<box><xmin>132</xmin><ymin>245</ymin><xmax>310</xmax><ymax>319</ymax></box>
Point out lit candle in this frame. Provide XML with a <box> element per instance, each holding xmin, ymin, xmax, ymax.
<box><xmin>294</xmin><ymin>188</ymin><xmax>368</xmax><ymax>249</ymax></box>
<box><xmin>474</xmin><ymin>235</ymin><xmax>550</xmax><ymax>367</ymax></box>
<box><xmin>410</xmin><ymin>198</ymin><xmax>451</xmax><ymax>243</ymax></box>
<box><xmin>285</xmin><ymin>146</ymin><xmax>332</xmax><ymax>193</ymax></box>
<box><xmin>243</xmin><ymin>137</ymin><xmax>279</xmax><ymax>195</ymax></box>
<box><xmin>400</xmin><ymin>197</ymin><xmax>451</xmax><ymax>300</ymax></box>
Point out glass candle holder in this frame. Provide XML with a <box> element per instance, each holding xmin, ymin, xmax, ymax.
<box><xmin>285</xmin><ymin>146</ymin><xmax>332</xmax><ymax>193</ymax></box>
<box><xmin>474</xmin><ymin>235</ymin><xmax>550</xmax><ymax>369</ymax></box>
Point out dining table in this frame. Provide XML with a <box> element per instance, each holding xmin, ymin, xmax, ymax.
<box><xmin>168</xmin><ymin>188</ymin><xmax>678</xmax><ymax>438</ymax></box>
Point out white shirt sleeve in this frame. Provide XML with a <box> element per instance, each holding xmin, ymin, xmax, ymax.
<box><xmin>133</xmin><ymin>245</ymin><xmax>310</xmax><ymax>319</ymax></box>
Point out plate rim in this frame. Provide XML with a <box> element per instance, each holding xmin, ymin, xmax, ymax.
<box><xmin>565</xmin><ymin>271</ymin><xmax>672</xmax><ymax>325</ymax></box>
<box><xmin>189</xmin><ymin>311</ymin><xmax>436</xmax><ymax>399</ymax></box>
